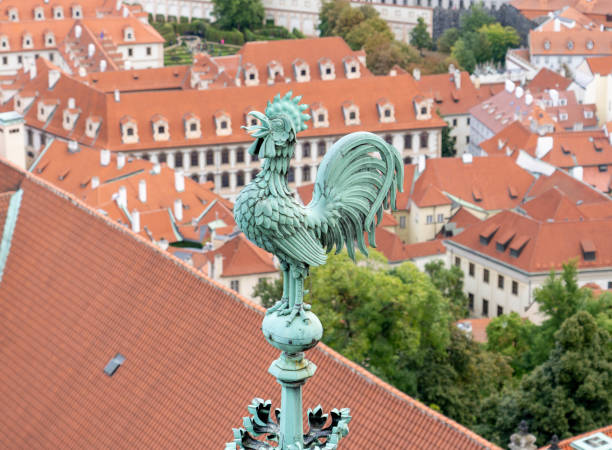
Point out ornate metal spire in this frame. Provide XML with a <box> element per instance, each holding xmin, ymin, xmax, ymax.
<box><xmin>226</xmin><ymin>92</ymin><xmax>404</xmax><ymax>449</ymax></box>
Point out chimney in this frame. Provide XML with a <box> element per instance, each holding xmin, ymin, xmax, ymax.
<box><xmin>131</xmin><ymin>210</ymin><xmax>140</xmax><ymax>233</ymax></box>
<box><xmin>174</xmin><ymin>170</ymin><xmax>185</xmax><ymax>192</ymax></box>
<box><xmin>412</xmin><ymin>68</ymin><xmax>421</xmax><ymax>81</ymax></box>
<box><xmin>74</xmin><ymin>24</ymin><xmax>82</xmax><ymax>39</ymax></box>
<box><xmin>448</xmin><ymin>64</ymin><xmax>455</xmax><ymax>74</ymax></box>
<box><xmin>138</xmin><ymin>179</ymin><xmax>147</xmax><ymax>203</ymax></box>
<box><xmin>100</xmin><ymin>60</ymin><xmax>107</xmax><ymax>72</ymax></box>
<box><xmin>124</xmin><ymin>60</ymin><xmax>132</xmax><ymax>70</ymax></box>
<box><xmin>417</xmin><ymin>154</ymin><xmax>426</xmax><ymax>173</ymax></box>
<box><xmin>505</xmin><ymin>80</ymin><xmax>515</xmax><ymax>93</ymax></box>
<box><xmin>571</xmin><ymin>166</ymin><xmax>583</xmax><ymax>181</ymax></box>
<box><xmin>48</xmin><ymin>69</ymin><xmax>60</xmax><ymax>89</ymax></box>
<box><xmin>91</xmin><ymin>176</ymin><xmax>99</xmax><ymax>189</ymax></box>
<box><xmin>117</xmin><ymin>186</ymin><xmax>127</xmax><ymax>209</ymax></box>
<box><xmin>152</xmin><ymin>163</ymin><xmax>161</xmax><ymax>174</ymax></box>
<box><xmin>117</xmin><ymin>153</ymin><xmax>125</xmax><ymax>169</ymax></box>
<box><xmin>515</xmin><ymin>86</ymin><xmax>524</xmax><ymax>99</ymax></box>
<box><xmin>30</xmin><ymin>62</ymin><xmax>37</xmax><ymax>80</ymax></box>
<box><xmin>213</xmin><ymin>253</ymin><xmax>223</xmax><ymax>279</ymax></box>
<box><xmin>462</xmin><ymin>153</ymin><xmax>473</xmax><ymax>164</ymax></box>
<box><xmin>454</xmin><ymin>69</ymin><xmax>461</xmax><ymax>89</ymax></box>
<box><xmin>87</xmin><ymin>43</ymin><xmax>95</xmax><ymax>58</ymax></box>
<box><xmin>174</xmin><ymin>198</ymin><xmax>183</xmax><ymax>221</ymax></box>
<box><xmin>554</xmin><ymin>18</ymin><xmax>560</xmax><ymax>31</ymax></box>
<box><xmin>100</xmin><ymin>149</ymin><xmax>111</xmax><ymax>166</ymax></box>
<box><xmin>68</xmin><ymin>140</ymin><xmax>79</xmax><ymax>153</ymax></box>
<box><xmin>67</xmin><ymin>97</ymin><xmax>75</xmax><ymax>109</ymax></box>
<box><xmin>114</xmin><ymin>89</ymin><xmax>120</xmax><ymax>102</ymax></box>
<box><xmin>116</xmin><ymin>0</ymin><xmax>122</xmax><ymax>10</ymax></box>
<box><xmin>525</xmin><ymin>93</ymin><xmax>533</xmax><ymax>105</ymax></box>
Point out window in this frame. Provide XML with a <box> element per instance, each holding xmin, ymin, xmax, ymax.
<box><xmin>126</xmin><ymin>127</ymin><xmax>134</xmax><ymax>136</ymax></box>
<box><xmin>230</xmin><ymin>279</ymin><xmax>240</xmax><ymax>292</ymax></box>
<box><xmin>27</xmin><ymin>129</ymin><xmax>33</xmax><ymax>146</ymax></box>
<box><xmin>349</xmin><ymin>111</ymin><xmax>356</xmax><ymax>120</ymax></box>
<box><xmin>236</xmin><ymin>148</ymin><xmax>244</xmax><ymax>163</ymax></box>
<box><xmin>384</xmin><ymin>108</ymin><xmax>391</xmax><ymax>118</ymax></box>
<box><xmin>221</xmin><ymin>149</ymin><xmax>229</xmax><ymax>164</ymax></box>
<box><xmin>189</xmin><ymin>122</ymin><xmax>197</xmax><ymax>132</ymax></box>
<box><xmin>483</xmin><ymin>269</ymin><xmax>489</xmax><ymax>283</ymax></box>
<box><xmin>2</xmin><ymin>56</ymin><xmax>6</xmax><ymax>65</ymax></box>
<box><xmin>288</xmin><ymin>167</ymin><xmax>295</xmax><ymax>182</ymax></box>
<box><xmin>404</xmin><ymin>134</ymin><xmax>412</xmax><ymax>149</ymax></box>
<box><xmin>128</xmin><ymin>48</ymin><xmax>133</xmax><ymax>57</ymax></box>
<box><xmin>384</xmin><ymin>135</ymin><xmax>392</xmax><ymax>145</ymax></box>
<box><xmin>49</xmin><ymin>53</ymin><xmax>54</xmax><ymax>62</ymax></box>
<box><xmin>420</xmin><ymin>107</ymin><xmax>427</xmax><ymax>115</ymax></box>
<box><xmin>190</xmin><ymin>151</ymin><xmax>199</xmax><ymax>167</ymax></box>
<box><xmin>206</xmin><ymin>173</ymin><xmax>214</xmax><ymax>183</ymax></box>
<box><xmin>17</xmin><ymin>56</ymin><xmax>22</xmax><ymax>64</ymax></box>
<box><xmin>326</xmin><ymin>67</ymin><xmax>331</xmax><ymax>75</ymax></box>
<box><xmin>399</xmin><ymin>216</ymin><xmax>406</xmax><ymax>229</ymax></box>
<box><xmin>236</xmin><ymin>171</ymin><xmax>245</xmax><ymax>186</ymax></box>
<box><xmin>482</xmin><ymin>299</ymin><xmax>489</xmax><ymax>316</ymax></box>
<box><xmin>251</xmin><ymin>152</ymin><xmax>258</xmax><ymax>162</ymax></box>
<box><xmin>420</xmin><ymin>132</ymin><xmax>428</xmax><ymax>148</ymax></box>
<box><xmin>426</xmin><ymin>215</ymin><xmax>433</xmax><ymax>224</ymax></box>
<box><xmin>512</xmin><ymin>281</ymin><xmax>518</xmax><ymax>295</ymax></box>
<box><xmin>158</xmin><ymin>153</ymin><xmax>167</xmax><ymax>163</ymax></box>
<box><xmin>468</xmin><ymin>293</ymin><xmax>474</xmax><ymax>310</ymax></box>
<box><xmin>175</xmin><ymin>152</ymin><xmax>183</xmax><ymax>168</ymax></box>
<box><xmin>41</xmin><ymin>133</ymin><xmax>46</xmax><ymax>147</ymax></box>
<box><xmin>452</xmin><ymin>118</ymin><xmax>457</xmax><ymax>126</ymax></box>
<box><xmin>497</xmin><ymin>306</ymin><xmax>503</xmax><ymax>316</ymax></box>
<box><xmin>454</xmin><ymin>257</ymin><xmax>460</xmax><ymax>267</ymax></box>
<box><xmin>317</xmin><ymin>141</ymin><xmax>326</xmax><ymax>156</ymax></box>
<box><xmin>318</xmin><ymin>113</ymin><xmax>325</xmax><ymax>122</ymax></box>
<box><xmin>142</xmin><ymin>153</ymin><xmax>150</xmax><ymax>161</ymax></box>
<box><xmin>157</xmin><ymin>125</ymin><xmax>165</xmax><ymax>134</ymax></box>
<box><xmin>249</xmin><ymin>72</ymin><xmax>256</xmax><ymax>80</ymax></box>
<box><xmin>191</xmin><ymin>174</ymin><xmax>199</xmax><ymax>182</ymax></box>
<box><xmin>498</xmin><ymin>275</ymin><xmax>504</xmax><ymax>289</ymax></box>
<box><xmin>302</xmin><ymin>165</ymin><xmax>311</xmax><ymax>182</ymax></box>
<box><xmin>466</xmin><ymin>136</ymin><xmax>470</xmax><ymax>144</ymax></box>
<box><xmin>469</xmin><ymin>263</ymin><xmax>474</xmax><ymax>277</ymax></box>
<box><xmin>437</xmin><ymin>213</ymin><xmax>444</xmax><ymax>223</ymax></box>
<box><xmin>302</xmin><ymin>142</ymin><xmax>311</xmax><ymax>158</ymax></box>
<box><xmin>221</xmin><ymin>172</ymin><xmax>229</xmax><ymax>187</ymax></box>
<box><xmin>351</xmin><ymin>65</ymin><xmax>356</xmax><ymax>73</ymax></box>
<box><xmin>146</xmin><ymin>47</ymin><xmax>151</xmax><ymax>56</ymax></box>
<box><xmin>220</xmin><ymin>121</ymin><xmax>228</xmax><ymax>129</ymax></box>
<box><xmin>206</xmin><ymin>151</ymin><xmax>214</xmax><ymax>165</ymax></box>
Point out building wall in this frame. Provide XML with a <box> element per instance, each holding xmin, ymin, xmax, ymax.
<box><xmin>444</xmin><ymin>113</ymin><xmax>470</xmax><ymax>155</ymax></box>
<box><xmin>0</xmin><ymin>50</ymin><xmax>67</xmax><ymax>76</ymax></box>
<box><xmin>584</xmin><ymin>73</ymin><xmax>612</xmax><ymax>126</ymax></box>
<box><xmin>530</xmin><ymin>53</ymin><xmax>608</xmax><ymax>75</ymax></box>
<box><xmin>407</xmin><ymin>200</ymin><xmax>452</xmax><ymax>244</ymax></box>
<box><xmin>468</xmin><ymin>115</ymin><xmax>494</xmax><ymax>156</ymax></box>
<box><xmin>221</xmin><ymin>271</ymin><xmax>280</xmax><ymax>304</ymax></box>
<box><xmin>118</xmin><ymin>42</ymin><xmax>164</xmax><ymax>69</ymax></box>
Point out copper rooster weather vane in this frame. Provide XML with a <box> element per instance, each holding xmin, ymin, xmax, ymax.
<box><xmin>226</xmin><ymin>92</ymin><xmax>404</xmax><ymax>449</ymax></box>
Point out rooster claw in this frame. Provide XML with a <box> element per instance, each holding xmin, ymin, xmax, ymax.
<box><xmin>266</xmin><ymin>297</ymin><xmax>288</xmax><ymax>315</ymax></box>
<box><xmin>285</xmin><ymin>304</ymin><xmax>309</xmax><ymax>326</ymax></box>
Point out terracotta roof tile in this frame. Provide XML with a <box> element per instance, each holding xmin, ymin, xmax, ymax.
<box><xmin>522</xmin><ymin>187</ymin><xmax>587</xmax><ymax>221</ymax></box>
<box><xmin>456</xmin><ymin>318</ymin><xmax>492</xmax><ymax>343</ymax></box>
<box><xmin>527</xmin><ymin>169</ymin><xmax>610</xmax><ymax>204</ymax></box>
<box><xmin>0</xmin><ymin>160</ymin><xmax>499</xmax><ymax>449</ymax></box>
<box><xmin>527</xmin><ymin>68</ymin><xmax>572</xmax><ymax>93</ymax></box>
<box><xmin>0</xmin><ymin>0</ymin><xmax>116</xmax><ymax>22</ymax></box>
<box><xmin>539</xmin><ymin>424</ymin><xmax>612</xmax><ymax>449</ymax></box>
<box><xmin>416</xmin><ymin>71</ymin><xmax>484</xmax><ymax>116</ymax></box>
<box><xmin>438</xmin><ymin>207</ymin><xmax>482</xmax><ymax>238</ymax></box>
<box><xmin>374</xmin><ymin>227</ymin><xmax>446</xmax><ymax>263</ymax></box>
<box><xmin>84</xmin><ymin>66</ymin><xmax>191</xmax><ymax>92</ymax></box>
<box><xmin>586</xmin><ymin>55</ymin><xmax>612</xmax><ymax>75</ymax></box>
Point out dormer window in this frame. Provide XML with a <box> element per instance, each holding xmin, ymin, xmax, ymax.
<box><xmin>214</xmin><ymin>111</ymin><xmax>231</xmax><ymax>136</ymax></box>
<box><xmin>342</xmin><ymin>101</ymin><xmax>360</xmax><ymax>126</ymax></box>
<box><xmin>8</xmin><ymin>8</ymin><xmax>18</xmax><ymax>22</ymax></box>
<box><xmin>585</xmin><ymin>110</ymin><xmax>593</xmax><ymax>119</ymax></box>
<box><xmin>34</xmin><ymin>7</ymin><xmax>44</xmax><ymax>20</ymax></box>
<box><xmin>120</xmin><ymin>116</ymin><xmax>138</xmax><ymax>144</ymax></box>
<box><xmin>319</xmin><ymin>58</ymin><xmax>335</xmax><ymax>80</ymax></box>
<box><xmin>377</xmin><ymin>99</ymin><xmax>395</xmax><ymax>123</ymax></box>
<box><xmin>0</xmin><ymin>35</ymin><xmax>9</xmax><ymax>50</ymax></box>
<box><xmin>580</xmin><ymin>239</ymin><xmax>596</xmax><ymax>261</ymax></box>
<box><xmin>72</xmin><ymin>5</ymin><xmax>82</xmax><ymax>18</ymax></box>
<box><xmin>184</xmin><ymin>113</ymin><xmax>201</xmax><ymax>139</ymax></box>
<box><xmin>37</xmin><ymin>100</ymin><xmax>58</xmax><ymax>123</ymax></box>
<box><xmin>23</xmin><ymin>33</ymin><xmax>33</xmax><ymax>49</ymax></box>
<box><xmin>567</xmin><ymin>40</ymin><xmax>574</xmax><ymax>50</ymax></box>
<box><xmin>310</xmin><ymin>103</ymin><xmax>329</xmax><ymax>128</ymax></box>
<box><xmin>414</xmin><ymin>96</ymin><xmax>433</xmax><ymax>121</ymax></box>
<box><xmin>267</xmin><ymin>61</ymin><xmax>283</xmax><ymax>81</ymax></box>
<box><xmin>85</xmin><ymin>116</ymin><xmax>102</xmax><ymax>138</ymax></box>
<box><xmin>62</xmin><ymin>108</ymin><xmax>80</xmax><ymax>131</ymax></box>
<box><xmin>45</xmin><ymin>31</ymin><xmax>55</xmax><ymax>47</ymax></box>
<box><xmin>14</xmin><ymin>94</ymin><xmax>34</xmax><ymax>115</ymax></box>
<box><xmin>559</xmin><ymin>98</ymin><xmax>567</xmax><ymax>106</ymax></box>
<box><xmin>124</xmin><ymin>27</ymin><xmax>135</xmax><ymax>42</ymax></box>
<box><xmin>543</xmin><ymin>40</ymin><xmax>550</xmax><ymax>50</ymax></box>
<box><xmin>243</xmin><ymin>63</ymin><xmax>259</xmax><ymax>86</ymax></box>
<box><xmin>293</xmin><ymin>59</ymin><xmax>310</xmax><ymax>82</ymax></box>
<box><xmin>559</xmin><ymin>112</ymin><xmax>568</xmax><ymax>121</ymax></box>
<box><xmin>151</xmin><ymin>114</ymin><xmax>170</xmax><ymax>141</ymax></box>
<box><xmin>53</xmin><ymin>6</ymin><xmax>64</xmax><ymax>19</ymax></box>
<box><xmin>343</xmin><ymin>56</ymin><xmax>360</xmax><ymax>79</ymax></box>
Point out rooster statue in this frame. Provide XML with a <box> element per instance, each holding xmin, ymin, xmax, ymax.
<box><xmin>235</xmin><ymin>92</ymin><xmax>404</xmax><ymax>325</ymax></box>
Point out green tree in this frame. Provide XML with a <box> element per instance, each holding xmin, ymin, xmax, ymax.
<box><xmin>437</xmin><ymin>27</ymin><xmax>460</xmax><ymax>53</ymax></box>
<box><xmin>486</xmin><ymin>312</ymin><xmax>536</xmax><ymax>376</ymax></box>
<box><xmin>459</xmin><ymin>3</ymin><xmax>495</xmax><ymax>34</ymax></box>
<box><xmin>252</xmin><ymin>276</ymin><xmax>283</xmax><ymax>308</ymax></box>
<box><xmin>318</xmin><ymin>0</ymin><xmax>351</xmax><ymax>36</ymax></box>
<box><xmin>451</xmin><ymin>38</ymin><xmax>477</xmax><ymax>73</ymax></box>
<box><xmin>212</xmin><ymin>0</ymin><xmax>264</xmax><ymax>31</ymax></box>
<box><xmin>364</xmin><ymin>36</ymin><xmax>421</xmax><ymax>75</ymax></box>
<box><xmin>410</xmin><ymin>17</ymin><xmax>433</xmax><ymax>56</ymax></box>
<box><xmin>424</xmin><ymin>260</ymin><xmax>467</xmax><ymax>319</ymax></box>
<box><xmin>479</xmin><ymin>23</ymin><xmax>519</xmax><ymax>63</ymax></box>
<box><xmin>345</xmin><ymin>16</ymin><xmax>393</xmax><ymax>50</ymax></box>
<box><xmin>478</xmin><ymin>311</ymin><xmax>612</xmax><ymax>445</ymax></box>
<box><xmin>441</xmin><ymin>125</ymin><xmax>457</xmax><ymax>157</ymax></box>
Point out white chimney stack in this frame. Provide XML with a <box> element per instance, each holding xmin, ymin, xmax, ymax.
<box><xmin>124</xmin><ymin>61</ymin><xmax>132</xmax><ymax>70</ymax></box>
<box><xmin>572</xmin><ymin>166</ymin><xmax>583</xmax><ymax>181</ymax></box>
<box><xmin>174</xmin><ymin>198</ymin><xmax>183</xmax><ymax>222</ymax></box>
<box><xmin>515</xmin><ymin>86</ymin><xmax>524</xmax><ymax>99</ymax></box>
<box><xmin>525</xmin><ymin>93</ymin><xmax>533</xmax><ymax>105</ymax></box>
<box><xmin>412</xmin><ymin>68</ymin><xmax>421</xmax><ymax>81</ymax></box>
<box><xmin>505</xmin><ymin>79</ymin><xmax>515</xmax><ymax>93</ymax></box>
<box><xmin>131</xmin><ymin>210</ymin><xmax>140</xmax><ymax>233</ymax></box>
<box><xmin>174</xmin><ymin>170</ymin><xmax>185</xmax><ymax>192</ymax></box>
<box><xmin>138</xmin><ymin>179</ymin><xmax>147</xmax><ymax>203</ymax></box>
<box><xmin>100</xmin><ymin>60</ymin><xmax>107</xmax><ymax>72</ymax></box>
<box><xmin>30</xmin><ymin>61</ymin><xmax>37</xmax><ymax>80</ymax></box>
<box><xmin>116</xmin><ymin>0</ymin><xmax>122</xmax><ymax>10</ymax></box>
<box><xmin>462</xmin><ymin>153</ymin><xmax>473</xmax><ymax>164</ymax></box>
<box><xmin>87</xmin><ymin>43</ymin><xmax>95</xmax><ymax>58</ymax></box>
<box><xmin>454</xmin><ymin>69</ymin><xmax>461</xmax><ymax>89</ymax></box>
<box><xmin>91</xmin><ymin>176</ymin><xmax>99</xmax><ymax>189</ymax></box>
<box><xmin>48</xmin><ymin>69</ymin><xmax>60</xmax><ymax>89</ymax></box>
<box><xmin>100</xmin><ymin>149</ymin><xmax>111</xmax><ymax>166</ymax></box>
<box><xmin>75</xmin><ymin>24</ymin><xmax>82</xmax><ymax>39</ymax></box>
<box><xmin>67</xmin><ymin>97</ymin><xmax>75</xmax><ymax>109</ymax></box>
<box><xmin>554</xmin><ymin>18</ymin><xmax>560</xmax><ymax>32</ymax></box>
<box><xmin>68</xmin><ymin>140</ymin><xmax>79</xmax><ymax>153</ymax></box>
<box><xmin>118</xmin><ymin>186</ymin><xmax>127</xmax><ymax>209</ymax></box>
<box><xmin>417</xmin><ymin>154</ymin><xmax>426</xmax><ymax>173</ymax></box>
<box><xmin>117</xmin><ymin>153</ymin><xmax>125</xmax><ymax>169</ymax></box>
<box><xmin>114</xmin><ymin>89</ymin><xmax>120</xmax><ymax>102</ymax></box>
<box><xmin>152</xmin><ymin>163</ymin><xmax>161</xmax><ymax>174</ymax></box>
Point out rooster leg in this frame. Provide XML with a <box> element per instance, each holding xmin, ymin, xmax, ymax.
<box><xmin>266</xmin><ymin>260</ymin><xmax>290</xmax><ymax>315</ymax></box>
<box><xmin>285</xmin><ymin>266</ymin><xmax>310</xmax><ymax>325</ymax></box>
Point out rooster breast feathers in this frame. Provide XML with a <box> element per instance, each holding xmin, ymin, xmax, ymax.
<box><xmin>305</xmin><ymin>131</ymin><xmax>404</xmax><ymax>261</ymax></box>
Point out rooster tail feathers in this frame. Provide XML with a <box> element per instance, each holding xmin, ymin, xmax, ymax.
<box><xmin>308</xmin><ymin>131</ymin><xmax>404</xmax><ymax>261</ymax></box>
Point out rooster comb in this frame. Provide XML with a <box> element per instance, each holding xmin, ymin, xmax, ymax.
<box><xmin>265</xmin><ymin>91</ymin><xmax>311</xmax><ymax>134</ymax></box>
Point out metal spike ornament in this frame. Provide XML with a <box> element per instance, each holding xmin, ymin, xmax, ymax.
<box><xmin>226</xmin><ymin>92</ymin><xmax>404</xmax><ymax>449</ymax></box>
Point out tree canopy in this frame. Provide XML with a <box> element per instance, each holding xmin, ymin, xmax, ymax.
<box><xmin>410</xmin><ymin>17</ymin><xmax>433</xmax><ymax>55</ymax></box>
<box><xmin>212</xmin><ymin>0</ymin><xmax>264</xmax><ymax>31</ymax></box>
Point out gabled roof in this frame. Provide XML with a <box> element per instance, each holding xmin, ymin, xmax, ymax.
<box><xmin>527</xmin><ymin>68</ymin><xmax>572</xmax><ymax>93</ymax></box>
<box><xmin>437</xmin><ymin>207</ymin><xmax>482</xmax><ymax>238</ymax></box>
<box><xmin>527</xmin><ymin>168</ymin><xmax>610</xmax><ymax>204</ymax></box>
<box><xmin>0</xmin><ymin>0</ymin><xmax>116</xmax><ymax>23</ymax></box>
<box><xmin>84</xmin><ymin>66</ymin><xmax>191</xmax><ymax>93</ymax></box>
<box><xmin>374</xmin><ymin>227</ymin><xmax>446</xmax><ymax>263</ymax></box>
<box><xmin>522</xmin><ymin>187</ymin><xmax>587</xmax><ymax>221</ymax></box>
<box><xmin>586</xmin><ymin>55</ymin><xmax>612</xmax><ymax>75</ymax></box>
<box><xmin>0</xmin><ymin>160</ymin><xmax>499</xmax><ymax>449</ymax></box>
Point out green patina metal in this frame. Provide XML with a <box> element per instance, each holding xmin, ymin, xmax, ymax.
<box><xmin>0</xmin><ymin>189</ymin><xmax>23</xmax><ymax>283</ymax></box>
<box><xmin>226</xmin><ymin>92</ymin><xmax>403</xmax><ymax>449</ymax></box>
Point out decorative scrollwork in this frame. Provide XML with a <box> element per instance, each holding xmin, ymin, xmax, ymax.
<box><xmin>226</xmin><ymin>400</ymin><xmax>351</xmax><ymax>449</ymax></box>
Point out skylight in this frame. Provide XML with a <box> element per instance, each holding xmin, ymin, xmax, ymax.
<box><xmin>104</xmin><ymin>353</ymin><xmax>126</xmax><ymax>376</ymax></box>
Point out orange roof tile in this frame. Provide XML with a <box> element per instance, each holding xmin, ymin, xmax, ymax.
<box><xmin>586</xmin><ymin>55</ymin><xmax>612</xmax><ymax>75</ymax></box>
<box><xmin>522</xmin><ymin>187</ymin><xmax>587</xmax><ymax>221</ymax></box>
<box><xmin>527</xmin><ymin>68</ymin><xmax>572</xmax><ymax>93</ymax></box>
<box><xmin>84</xmin><ymin>66</ymin><xmax>190</xmax><ymax>92</ymax></box>
<box><xmin>527</xmin><ymin>169</ymin><xmax>610</xmax><ymax>204</ymax></box>
<box><xmin>374</xmin><ymin>227</ymin><xmax>446</xmax><ymax>263</ymax></box>
<box><xmin>539</xmin><ymin>425</ymin><xmax>612</xmax><ymax>450</ymax></box>
<box><xmin>0</xmin><ymin>160</ymin><xmax>499</xmax><ymax>449</ymax></box>
<box><xmin>395</xmin><ymin>163</ymin><xmax>417</xmax><ymax>210</ymax></box>
<box><xmin>456</xmin><ymin>318</ymin><xmax>492</xmax><ymax>343</ymax></box>
<box><xmin>0</xmin><ymin>0</ymin><xmax>117</xmax><ymax>22</ymax></box>
<box><xmin>416</xmin><ymin>71</ymin><xmax>484</xmax><ymax>116</ymax></box>
<box><xmin>438</xmin><ymin>207</ymin><xmax>482</xmax><ymax>238</ymax></box>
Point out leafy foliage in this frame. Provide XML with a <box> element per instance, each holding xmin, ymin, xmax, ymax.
<box><xmin>424</xmin><ymin>260</ymin><xmax>467</xmax><ymax>319</ymax></box>
<box><xmin>410</xmin><ymin>17</ymin><xmax>433</xmax><ymax>55</ymax></box>
<box><xmin>441</xmin><ymin>125</ymin><xmax>457</xmax><ymax>157</ymax></box>
<box><xmin>479</xmin><ymin>23</ymin><xmax>519</xmax><ymax>63</ymax></box>
<box><xmin>212</xmin><ymin>0</ymin><xmax>264</xmax><ymax>31</ymax></box>
<box><xmin>486</xmin><ymin>312</ymin><xmax>536</xmax><ymax>376</ymax></box>
<box><xmin>253</xmin><ymin>276</ymin><xmax>283</xmax><ymax>308</ymax></box>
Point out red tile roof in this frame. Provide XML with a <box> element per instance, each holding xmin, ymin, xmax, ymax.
<box><xmin>396</xmin><ymin>163</ymin><xmax>417</xmax><ymax>210</ymax></box>
<box><xmin>522</xmin><ymin>187</ymin><xmax>587</xmax><ymax>221</ymax></box>
<box><xmin>586</xmin><ymin>55</ymin><xmax>612</xmax><ymax>75</ymax></box>
<box><xmin>374</xmin><ymin>227</ymin><xmax>446</xmax><ymax>263</ymax></box>
<box><xmin>448</xmin><ymin>208</ymin><xmax>612</xmax><ymax>273</ymax></box>
<box><xmin>0</xmin><ymin>159</ymin><xmax>499</xmax><ymax>449</ymax></box>
<box><xmin>437</xmin><ymin>207</ymin><xmax>482</xmax><ymax>238</ymax></box>
<box><xmin>529</xmin><ymin>29</ymin><xmax>612</xmax><ymax>57</ymax></box>
<box><xmin>0</xmin><ymin>0</ymin><xmax>116</xmax><ymax>22</ymax></box>
<box><xmin>527</xmin><ymin>68</ymin><xmax>572</xmax><ymax>93</ymax></box>
<box><xmin>83</xmin><ymin>66</ymin><xmax>191</xmax><ymax>92</ymax></box>
<box><xmin>539</xmin><ymin>425</ymin><xmax>612</xmax><ymax>449</ymax></box>
<box><xmin>527</xmin><ymin>168</ymin><xmax>610</xmax><ymax>204</ymax></box>
<box><xmin>456</xmin><ymin>318</ymin><xmax>492</xmax><ymax>343</ymax></box>
<box><xmin>511</xmin><ymin>0</ymin><xmax>612</xmax><ymax>22</ymax></box>
<box><xmin>412</xmin><ymin>157</ymin><xmax>534</xmax><ymax>211</ymax></box>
